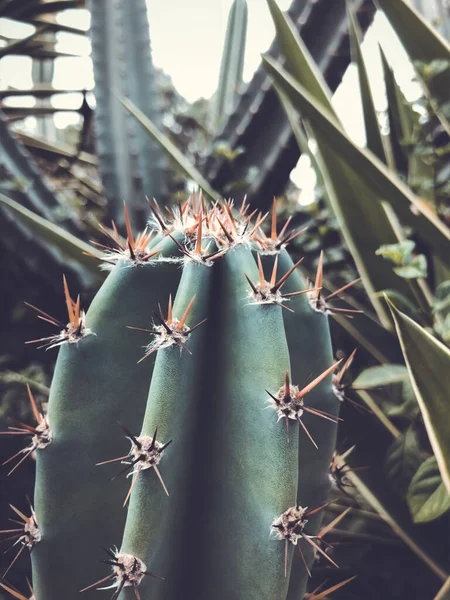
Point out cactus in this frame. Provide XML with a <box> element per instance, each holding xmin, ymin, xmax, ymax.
<box><xmin>1</xmin><ymin>197</ymin><xmax>354</xmax><ymax>599</ymax></box>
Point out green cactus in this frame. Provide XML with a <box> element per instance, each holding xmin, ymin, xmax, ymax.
<box><xmin>1</xmin><ymin>197</ymin><xmax>352</xmax><ymax>599</ymax></box>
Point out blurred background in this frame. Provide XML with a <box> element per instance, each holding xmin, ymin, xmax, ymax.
<box><xmin>0</xmin><ymin>1</ymin><xmax>449</xmax><ymax>598</ymax></box>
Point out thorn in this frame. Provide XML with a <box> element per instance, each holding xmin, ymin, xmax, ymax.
<box><xmin>297</xmin><ymin>360</ymin><xmax>342</xmax><ymax>399</ymax></box>
<box><xmin>315</xmin><ymin>251</ymin><xmax>324</xmax><ymax>299</ymax></box>
<box><xmin>298</xmin><ymin>417</ymin><xmax>318</xmax><ymax>449</ymax></box>
<box><xmin>63</xmin><ymin>275</ymin><xmax>75</xmax><ymax>324</ymax></box>
<box><xmin>271</xmin><ymin>199</ymin><xmax>278</xmax><ymax>241</ymax></box>
<box><xmin>325</xmin><ymin>278</ymin><xmax>361</xmax><ymax>302</ymax></box>
<box><xmin>154</xmin><ymin>466</ymin><xmax>169</xmax><ymax>496</ymax></box>
<box><xmin>178</xmin><ymin>296</ymin><xmax>195</xmax><ymax>330</ymax></box>
<box><xmin>272</xmin><ymin>257</ymin><xmax>304</xmax><ymax>293</ymax></box>
<box><xmin>123</xmin><ymin>202</ymin><xmax>135</xmax><ymax>250</ymax></box>
<box><xmin>257</xmin><ymin>255</ymin><xmax>265</xmax><ymax>287</ymax></box>
<box><xmin>270</xmin><ymin>255</ymin><xmax>279</xmax><ymax>287</ymax></box>
<box><xmin>297</xmin><ymin>544</ymin><xmax>311</xmax><ymax>577</ymax></box>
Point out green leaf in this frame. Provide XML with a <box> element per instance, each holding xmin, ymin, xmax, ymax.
<box><xmin>376</xmin><ymin>240</ymin><xmax>415</xmax><ymax>266</ymax></box>
<box><xmin>414</xmin><ymin>59</ymin><xmax>450</xmax><ymax>81</ymax></box>
<box><xmin>387</xmin><ymin>299</ymin><xmax>450</xmax><ymax>495</ymax></box>
<box><xmin>353</xmin><ymin>364</ymin><xmax>409</xmax><ymax>388</ymax></box>
<box><xmin>119</xmin><ymin>96</ymin><xmax>221</xmax><ymax>204</ymax></box>
<box><xmin>375</xmin><ymin>0</ymin><xmax>450</xmax><ymax>108</ymax></box>
<box><xmin>394</xmin><ymin>255</ymin><xmax>427</xmax><ymax>279</ymax></box>
<box><xmin>434</xmin><ymin>281</ymin><xmax>450</xmax><ymax>314</ymax></box>
<box><xmin>407</xmin><ymin>456</ymin><xmax>450</xmax><ymax>523</ymax></box>
<box><xmin>385</xmin><ymin>427</ymin><xmax>423</xmax><ymax>497</ymax></box>
<box><xmin>261</xmin><ymin>56</ymin><xmax>450</xmax><ymax>266</ymax></box>
<box><xmin>385</xmin><ymin>379</ymin><xmax>420</xmax><ymax>422</ymax></box>
<box><xmin>0</xmin><ymin>193</ymin><xmax>104</xmax><ymax>282</ymax></box>
<box><xmin>347</xmin><ymin>3</ymin><xmax>386</xmax><ymax>162</ymax></box>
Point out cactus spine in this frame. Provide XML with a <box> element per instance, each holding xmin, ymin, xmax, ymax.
<box><xmin>2</xmin><ymin>197</ymin><xmax>350</xmax><ymax>599</ymax></box>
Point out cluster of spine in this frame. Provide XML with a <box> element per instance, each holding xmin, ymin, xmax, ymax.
<box><xmin>1</xmin><ymin>195</ymin><xmax>360</xmax><ymax>600</ymax></box>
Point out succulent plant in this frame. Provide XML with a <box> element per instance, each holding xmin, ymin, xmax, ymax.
<box><xmin>0</xmin><ymin>197</ymin><xmax>360</xmax><ymax>599</ymax></box>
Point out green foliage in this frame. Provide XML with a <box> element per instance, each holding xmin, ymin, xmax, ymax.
<box><xmin>376</xmin><ymin>241</ymin><xmax>428</xmax><ymax>279</ymax></box>
<box><xmin>407</xmin><ymin>456</ymin><xmax>450</xmax><ymax>523</ymax></box>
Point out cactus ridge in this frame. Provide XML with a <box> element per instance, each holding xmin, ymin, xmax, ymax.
<box><xmin>2</xmin><ymin>196</ymin><xmax>357</xmax><ymax>600</ymax></box>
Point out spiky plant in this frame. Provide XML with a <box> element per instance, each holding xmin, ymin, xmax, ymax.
<box><xmin>0</xmin><ymin>196</ymin><xmax>361</xmax><ymax>599</ymax></box>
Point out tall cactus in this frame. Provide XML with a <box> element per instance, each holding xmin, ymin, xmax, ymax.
<box><xmin>1</xmin><ymin>198</ymin><xmax>349</xmax><ymax>599</ymax></box>
<box><xmin>88</xmin><ymin>0</ymin><xmax>165</xmax><ymax>229</ymax></box>
<box><xmin>213</xmin><ymin>0</ymin><xmax>248</xmax><ymax>131</ymax></box>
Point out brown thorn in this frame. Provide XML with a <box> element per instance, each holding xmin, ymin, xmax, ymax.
<box><xmin>0</xmin><ymin>582</ymin><xmax>28</xmax><ymax>600</ymax></box>
<box><xmin>278</xmin><ymin>215</ymin><xmax>293</xmax><ymax>240</ymax></box>
<box><xmin>325</xmin><ymin>278</ymin><xmax>361</xmax><ymax>302</ymax></box>
<box><xmin>178</xmin><ymin>296</ymin><xmax>196</xmax><ymax>330</ymax></box>
<box><xmin>3</xmin><ymin>545</ymin><xmax>25</xmax><ymax>579</ymax></box>
<box><xmin>271</xmin><ymin>198</ymin><xmax>278</xmax><ymax>241</ymax></box>
<box><xmin>284</xmin><ymin>371</ymin><xmax>290</xmax><ymax>397</ymax></box>
<box><xmin>80</xmin><ymin>574</ymin><xmax>114</xmax><ymax>593</ymax></box>
<box><xmin>23</xmin><ymin>302</ymin><xmax>62</xmax><ymax>327</ymax></box>
<box><xmin>126</xmin><ymin>326</ymin><xmax>159</xmax><ymax>334</ymax></box>
<box><xmin>216</xmin><ymin>217</ymin><xmax>233</xmax><ymax>242</ymax></box>
<box><xmin>298</xmin><ymin>417</ymin><xmax>318</xmax><ymax>449</ymax></box>
<box><xmin>303</xmin><ymin>535</ymin><xmax>339</xmax><ymax>569</ymax></box>
<box><xmin>167</xmin><ymin>295</ymin><xmax>173</xmax><ymax>327</ymax></box>
<box><xmin>137</xmin><ymin>348</ymin><xmax>157</xmax><ymax>364</ymax></box>
<box><xmin>244</xmin><ymin>274</ymin><xmax>259</xmax><ymax>295</ymax></box>
<box><xmin>309</xmin><ymin>576</ymin><xmax>358</xmax><ymax>600</ymax></box>
<box><xmin>283</xmin><ymin>287</ymin><xmax>320</xmax><ymax>298</ymax></box>
<box><xmin>62</xmin><ymin>275</ymin><xmax>75</xmax><ymax>325</ymax></box>
<box><xmin>6</xmin><ymin>450</ymin><xmax>35</xmax><ymax>476</ymax></box>
<box><xmin>315</xmin><ymin>251</ymin><xmax>324</xmax><ymax>297</ymax></box>
<box><xmin>96</xmin><ymin>455</ymin><xmax>129</xmax><ymax>466</ymax></box>
<box><xmin>195</xmin><ymin>213</ymin><xmax>203</xmax><ymax>255</ymax></box>
<box><xmin>154</xmin><ymin>466</ymin><xmax>169</xmax><ymax>496</ymax></box>
<box><xmin>26</xmin><ymin>385</ymin><xmax>41</xmax><ymax>424</ymax></box>
<box><xmin>336</xmin><ymin>348</ymin><xmax>357</xmax><ymax>385</ymax></box>
<box><xmin>297</xmin><ymin>360</ymin><xmax>342</xmax><ymax>399</ymax></box>
<box><xmin>256</xmin><ymin>255</ymin><xmax>265</xmax><ymax>287</ymax></box>
<box><xmin>186</xmin><ymin>318</ymin><xmax>207</xmax><ymax>335</ymax></box>
<box><xmin>123</xmin><ymin>470</ymin><xmax>141</xmax><ymax>507</ymax></box>
<box><xmin>284</xmin><ymin>538</ymin><xmax>288</xmax><ymax>578</ymax></box>
<box><xmin>318</xmin><ymin>507</ymin><xmax>351</xmax><ymax>539</ymax></box>
<box><xmin>123</xmin><ymin>202</ymin><xmax>135</xmax><ymax>250</ymax></box>
<box><xmin>272</xmin><ymin>258</ymin><xmax>304</xmax><ymax>293</ymax></box>
<box><xmin>270</xmin><ymin>255</ymin><xmax>278</xmax><ymax>287</ymax></box>
<box><xmin>297</xmin><ymin>544</ymin><xmax>312</xmax><ymax>577</ymax></box>
<box><xmin>248</xmin><ymin>211</ymin><xmax>269</xmax><ymax>237</ymax></box>
<box><xmin>9</xmin><ymin>505</ymin><xmax>28</xmax><ymax>523</ymax></box>
<box><xmin>146</xmin><ymin>198</ymin><xmax>168</xmax><ymax>232</ymax></box>
<box><xmin>303</xmin><ymin>407</ymin><xmax>341</xmax><ymax>424</ymax></box>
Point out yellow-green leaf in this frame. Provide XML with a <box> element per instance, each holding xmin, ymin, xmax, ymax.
<box><xmin>387</xmin><ymin>299</ymin><xmax>450</xmax><ymax>494</ymax></box>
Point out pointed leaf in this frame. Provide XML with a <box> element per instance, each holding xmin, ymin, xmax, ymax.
<box><xmin>265</xmin><ymin>0</ymin><xmax>334</xmax><ymax>115</ymax></box>
<box><xmin>407</xmin><ymin>456</ymin><xmax>450</xmax><ymax>523</ymax></box>
<box><xmin>347</xmin><ymin>3</ymin><xmax>386</xmax><ymax>162</ymax></box>
<box><xmin>262</xmin><ymin>56</ymin><xmax>450</xmax><ymax>265</ymax></box>
<box><xmin>387</xmin><ymin>299</ymin><xmax>450</xmax><ymax>494</ymax></box>
<box><xmin>120</xmin><ymin>96</ymin><xmax>221</xmax><ymax>203</ymax></box>
<box><xmin>0</xmin><ymin>193</ymin><xmax>104</xmax><ymax>281</ymax></box>
<box><xmin>375</xmin><ymin>0</ymin><xmax>450</xmax><ymax>108</ymax></box>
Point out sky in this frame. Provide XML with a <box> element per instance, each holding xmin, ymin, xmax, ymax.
<box><xmin>0</xmin><ymin>0</ymin><xmax>420</xmax><ymax>201</ymax></box>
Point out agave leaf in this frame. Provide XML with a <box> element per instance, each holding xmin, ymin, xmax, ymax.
<box><xmin>375</xmin><ymin>0</ymin><xmax>450</xmax><ymax>109</ymax></box>
<box><xmin>353</xmin><ymin>364</ymin><xmax>409</xmax><ymax>388</ymax></box>
<box><xmin>407</xmin><ymin>456</ymin><xmax>450</xmax><ymax>523</ymax></box>
<box><xmin>347</xmin><ymin>3</ymin><xmax>386</xmax><ymax>162</ymax></box>
<box><xmin>384</xmin><ymin>427</ymin><xmax>423</xmax><ymax>497</ymax></box>
<box><xmin>265</xmin><ymin>0</ymin><xmax>333</xmax><ymax>115</ymax></box>
<box><xmin>387</xmin><ymin>299</ymin><xmax>450</xmax><ymax>495</ymax></box>
<box><xmin>0</xmin><ymin>193</ymin><xmax>104</xmax><ymax>282</ymax></box>
<box><xmin>262</xmin><ymin>56</ymin><xmax>450</xmax><ymax>265</ymax></box>
<box><xmin>120</xmin><ymin>96</ymin><xmax>221</xmax><ymax>203</ymax></box>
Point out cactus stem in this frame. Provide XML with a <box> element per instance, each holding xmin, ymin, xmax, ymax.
<box><xmin>0</xmin><ymin>504</ymin><xmax>40</xmax><ymax>578</ymax></box>
<box><xmin>81</xmin><ymin>550</ymin><xmax>163</xmax><ymax>598</ymax></box>
<box><xmin>25</xmin><ymin>278</ymin><xmax>90</xmax><ymax>349</ymax></box>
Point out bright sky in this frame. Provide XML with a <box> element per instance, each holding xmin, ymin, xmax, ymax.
<box><xmin>0</xmin><ymin>1</ymin><xmax>420</xmax><ymax>202</ymax></box>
